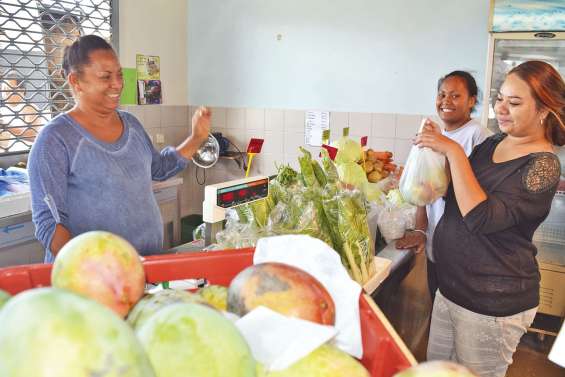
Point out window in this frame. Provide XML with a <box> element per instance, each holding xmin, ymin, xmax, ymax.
<box><xmin>0</xmin><ymin>0</ymin><xmax>117</xmax><ymax>155</ymax></box>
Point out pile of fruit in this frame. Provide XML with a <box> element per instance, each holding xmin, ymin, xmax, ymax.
<box><xmin>0</xmin><ymin>231</ymin><xmax>479</xmax><ymax>377</ymax></box>
<box><xmin>0</xmin><ymin>231</ymin><xmax>368</xmax><ymax>377</ymax></box>
<box><xmin>359</xmin><ymin>149</ymin><xmax>399</xmax><ymax>183</ymax></box>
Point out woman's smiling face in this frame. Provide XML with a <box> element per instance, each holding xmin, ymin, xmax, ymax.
<box><xmin>436</xmin><ymin>76</ymin><xmax>476</xmax><ymax>130</ymax></box>
<box><xmin>72</xmin><ymin>49</ymin><xmax>124</xmax><ymax>113</ymax></box>
<box><xmin>495</xmin><ymin>73</ymin><xmax>547</xmax><ymax>137</ymax></box>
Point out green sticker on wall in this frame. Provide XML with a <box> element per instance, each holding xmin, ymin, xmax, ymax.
<box><xmin>120</xmin><ymin>67</ymin><xmax>137</xmax><ymax>105</ymax></box>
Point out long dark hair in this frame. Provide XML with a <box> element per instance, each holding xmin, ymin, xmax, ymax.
<box><xmin>62</xmin><ymin>35</ymin><xmax>115</xmax><ymax>78</ymax></box>
<box><xmin>509</xmin><ymin>61</ymin><xmax>565</xmax><ymax>146</ymax></box>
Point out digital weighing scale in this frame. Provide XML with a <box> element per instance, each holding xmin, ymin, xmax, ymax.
<box><xmin>202</xmin><ymin>176</ymin><xmax>269</xmax><ymax>245</ymax></box>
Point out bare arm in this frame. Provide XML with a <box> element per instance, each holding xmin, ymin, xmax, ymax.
<box><xmin>445</xmin><ymin>146</ymin><xmax>487</xmax><ymax>216</ymax></box>
<box><xmin>50</xmin><ymin>224</ymin><xmax>72</xmax><ymax>257</ymax></box>
<box><xmin>415</xmin><ymin>205</ymin><xmax>428</xmax><ymax>231</ymax></box>
<box><xmin>176</xmin><ymin>106</ymin><xmax>211</xmax><ymax>160</ymax></box>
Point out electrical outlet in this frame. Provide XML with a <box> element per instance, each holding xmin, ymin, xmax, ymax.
<box><xmin>156</xmin><ymin>133</ymin><xmax>165</xmax><ymax>144</ymax></box>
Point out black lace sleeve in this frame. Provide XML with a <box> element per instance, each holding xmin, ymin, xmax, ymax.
<box><xmin>463</xmin><ymin>152</ymin><xmax>560</xmax><ymax>235</ymax></box>
<box><xmin>522</xmin><ymin>153</ymin><xmax>561</xmax><ymax>194</ymax></box>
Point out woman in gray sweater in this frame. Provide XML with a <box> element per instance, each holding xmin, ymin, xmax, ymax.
<box><xmin>28</xmin><ymin>35</ymin><xmax>210</xmax><ymax>262</ymax></box>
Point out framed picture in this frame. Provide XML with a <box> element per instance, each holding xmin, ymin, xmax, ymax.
<box><xmin>136</xmin><ymin>54</ymin><xmax>160</xmax><ymax>80</ymax></box>
<box><xmin>137</xmin><ymin>80</ymin><xmax>162</xmax><ymax>105</ymax></box>
<box><xmin>491</xmin><ymin>0</ymin><xmax>565</xmax><ymax>32</ymax></box>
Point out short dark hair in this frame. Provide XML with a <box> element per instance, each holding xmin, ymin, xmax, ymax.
<box><xmin>62</xmin><ymin>35</ymin><xmax>115</xmax><ymax>78</ymax></box>
<box><xmin>437</xmin><ymin>71</ymin><xmax>479</xmax><ymax>112</ymax></box>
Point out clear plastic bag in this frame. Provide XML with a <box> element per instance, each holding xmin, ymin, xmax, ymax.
<box><xmin>192</xmin><ymin>223</ymin><xmax>206</xmax><ymax>241</ymax></box>
<box><xmin>322</xmin><ymin>188</ymin><xmax>375</xmax><ymax>285</ymax></box>
<box><xmin>401</xmin><ymin>206</ymin><xmax>417</xmax><ymax>230</ymax></box>
<box><xmin>377</xmin><ymin>206</ymin><xmax>406</xmax><ymax>244</ymax></box>
<box><xmin>215</xmin><ymin>221</ymin><xmax>262</xmax><ymax>249</ymax></box>
<box><xmin>399</xmin><ymin>132</ymin><xmax>449</xmax><ymax>206</ymax></box>
<box><xmin>367</xmin><ymin>202</ymin><xmax>383</xmax><ymax>243</ymax></box>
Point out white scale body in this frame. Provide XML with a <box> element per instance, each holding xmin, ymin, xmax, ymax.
<box><xmin>202</xmin><ymin>176</ymin><xmax>269</xmax><ymax>244</ymax></box>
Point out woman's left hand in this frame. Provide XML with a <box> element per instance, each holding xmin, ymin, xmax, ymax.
<box><xmin>414</xmin><ymin>118</ymin><xmax>457</xmax><ymax>156</ymax></box>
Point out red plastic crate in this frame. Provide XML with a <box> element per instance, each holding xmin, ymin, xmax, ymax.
<box><xmin>0</xmin><ymin>248</ymin><xmax>415</xmax><ymax>377</ymax></box>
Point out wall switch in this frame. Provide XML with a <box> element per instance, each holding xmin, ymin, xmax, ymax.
<box><xmin>156</xmin><ymin>133</ymin><xmax>165</xmax><ymax>144</ymax></box>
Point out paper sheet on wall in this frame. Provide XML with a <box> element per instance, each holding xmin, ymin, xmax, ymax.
<box><xmin>305</xmin><ymin>111</ymin><xmax>330</xmax><ymax>147</ymax></box>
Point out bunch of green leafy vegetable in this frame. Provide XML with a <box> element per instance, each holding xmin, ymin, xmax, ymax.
<box><xmin>216</xmin><ymin>148</ymin><xmax>375</xmax><ymax>285</ymax></box>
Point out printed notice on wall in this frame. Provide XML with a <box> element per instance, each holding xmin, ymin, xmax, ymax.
<box><xmin>305</xmin><ymin>111</ymin><xmax>330</xmax><ymax>147</ymax></box>
<box><xmin>136</xmin><ymin>54</ymin><xmax>161</xmax><ymax>80</ymax></box>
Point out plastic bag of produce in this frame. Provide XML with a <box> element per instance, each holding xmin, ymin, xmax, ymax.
<box><xmin>320</xmin><ymin>148</ymin><xmax>339</xmax><ymax>184</ymax></box>
<box><xmin>399</xmin><ymin>123</ymin><xmax>449</xmax><ymax>206</ymax></box>
<box><xmin>216</xmin><ymin>221</ymin><xmax>261</xmax><ymax>249</ymax></box>
<box><xmin>363</xmin><ymin>182</ymin><xmax>385</xmax><ymax>204</ymax></box>
<box><xmin>267</xmin><ymin>189</ymin><xmax>334</xmax><ymax>249</ymax></box>
<box><xmin>367</xmin><ymin>202</ymin><xmax>383</xmax><ymax>242</ymax></box>
<box><xmin>375</xmin><ymin>175</ymin><xmax>399</xmax><ymax>194</ymax></box>
<box><xmin>401</xmin><ymin>206</ymin><xmax>417</xmax><ymax>230</ymax></box>
<box><xmin>192</xmin><ymin>223</ymin><xmax>206</xmax><ymax>241</ymax></box>
<box><xmin>377</xmin><ymin>205</ymin><xmax>406</xmax><ymax>244</ymax></box>
<box><xmin>383</xmin><ymin>188</ymin><xmax>417</xmax><ymax>230</ymax></box>
<box><xmin>323</xmin><ymin>189</ymin><xmax>375</xmax><ymax>285</ymax></box>
<box><xmin>267</xmin><ymin>201</ymin><xmax>302</xmax><ymax>234</ymax></box>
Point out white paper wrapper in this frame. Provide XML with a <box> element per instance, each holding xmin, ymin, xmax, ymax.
<box><xmin>254</xmin><ymin>235</ymin><xmax>363</xmax><ymax>358</ymax></box>
<box><xmin>236</xmin><ymin>306</ymin><xmax>337</xmax><ymax>371</ymax></box>
<box><xmin>549</xmin><ymin>323</ymin><xmax>565</xmax><ymax>367</ymax></box>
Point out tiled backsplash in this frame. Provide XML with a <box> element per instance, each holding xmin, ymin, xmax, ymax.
<box><xmin>121</xmin><ymin>105</ymin><xmax>438</xmax><ymax>217</ymax></box>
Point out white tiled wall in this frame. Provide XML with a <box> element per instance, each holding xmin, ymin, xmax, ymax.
<box><xmin>122</xmin><ymin>104</ymin><xmax>433</xmax><ymax>217</ymax></box>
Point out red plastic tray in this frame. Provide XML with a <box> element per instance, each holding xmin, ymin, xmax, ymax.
<box><xmin>0</xmin><ymin>248</ymin><xmax>415</xmax><ymax>377</ymax></box>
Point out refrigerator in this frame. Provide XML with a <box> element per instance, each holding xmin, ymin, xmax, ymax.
<box><xmin>481</xmin><ymin>32</ymin><xmax>565</xmax><ymax>134</ymax></box>
<box><xmin>482</xmin><ymin>30</ymin><xmax>565</xmax><ymax>322</ymax></box>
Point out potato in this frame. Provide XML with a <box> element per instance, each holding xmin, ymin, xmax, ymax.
<box><xmin>362</xmin><ymin>161</ymin><xmax>374</xmax><ymax>173</ymax></box>
<box><xmin>372</xmin><ymin>160</ymin><xmax>384</xmax><ymax>171</ymax></box>
<box><xmin>368</xmin><ymin>170</ymin><xmax>383</xmax><ymax>183</ymax></box>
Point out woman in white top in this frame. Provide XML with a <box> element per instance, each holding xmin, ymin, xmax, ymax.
<box><xmin>396</xmin><ymin>71</ymin><xmax>491</xmax><ymax>301</ymax></box>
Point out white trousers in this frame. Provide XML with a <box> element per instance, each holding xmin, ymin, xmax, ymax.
<box><xmin>427</xmin><ymin>290</ymin><xmax>537</xmax><ymax>377</ymax></box>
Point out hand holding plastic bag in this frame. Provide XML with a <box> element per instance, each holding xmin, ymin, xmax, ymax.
<box><xmin>399</xmin><ymin>119</ymin><xmax>449</xmax><ymax>206</ymax></box>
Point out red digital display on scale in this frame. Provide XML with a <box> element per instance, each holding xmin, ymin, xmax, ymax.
<box><xmin>221</xmin><ymin>192</ymin><xmax>234</xmax><ymax>202</ymax></box>
<box><xmin>216</xmin><ymin>178</ymin><xmax>269</xmax><ymax>208</ymax></box>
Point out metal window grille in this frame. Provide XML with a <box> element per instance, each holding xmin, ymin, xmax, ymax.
<box><xmin>0</xmin><ymin>0</ymin><xmax>117</xmax><ymax>155</ymax></box>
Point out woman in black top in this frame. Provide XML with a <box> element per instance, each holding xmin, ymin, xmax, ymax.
<box><xmin>416</xmin><ymin>60</ymin><xmax>564</xmax><ymax>377</ymax></box>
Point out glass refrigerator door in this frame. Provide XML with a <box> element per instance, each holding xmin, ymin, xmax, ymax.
<box><xmin>484</xmin><ymin>33</ymin><xmax>565</xmax><ymax>133</ymax></box>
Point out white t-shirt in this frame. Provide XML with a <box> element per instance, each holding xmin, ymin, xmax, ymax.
<box><xmin>425</xmin><ymin>118</ymin><xmax>492</xmax><ymax>262</ymax></box>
